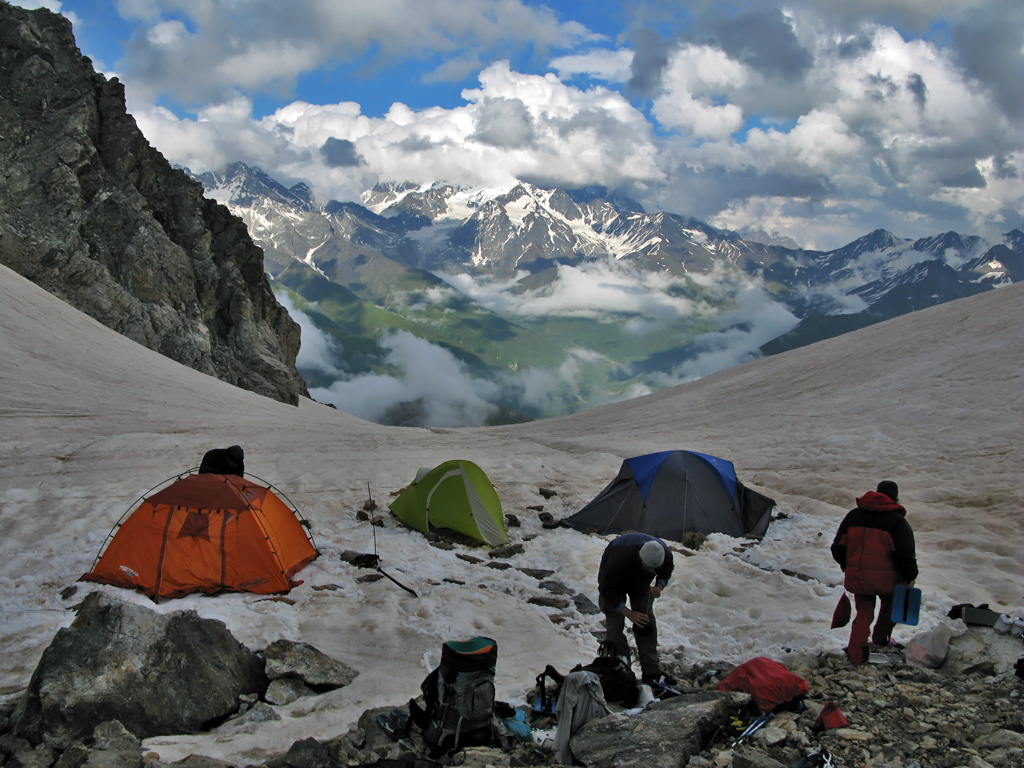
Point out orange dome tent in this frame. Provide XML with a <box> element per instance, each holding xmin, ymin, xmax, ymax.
<box><xmin>82</xmin><ymin>473</ymin><xmax>318</xmax><ymax>600</ymax></box>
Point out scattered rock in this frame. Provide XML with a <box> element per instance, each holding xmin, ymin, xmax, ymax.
<box><xmin>262</xmin><ymin>640</ymin><xmax>357</xmax><ymax>690</ymax></box>
<box><xmin>683</xmin><ymin>532</ymin><xmax>707</xmax><ymax>550</ymax></box>
<box><xmin>231</xmin><ymin>703</ymin><xmax>280</xmax><ymax>727</ymax></box>
<box><xmin>538</xmin><ymin>580</ymin><xmax>573</xmax><ymax>595</ymax></box>
<box><xmin>573</xmin><ymin>594</ymin><xmax>601</xmax><ymax>615</ymax></box>
<box><xmin>504</xmin><ymin>514</ymin><xmax>520</xmax><ymax>528</ymax></box>
<box><xmin>456</xmin><ymin>554</ymin><xmax>485</xmax><ymax>565</ymax></box>
<box><xmin>488</xmin><ymin>544</ymin><xmax>524</xmax><ymax>559</ymax></box>
<box><xmin>529</xmin><ymin>596</ymin><xmax>571</xmax><ymax>609</ymax></box>
<box><xmin>254</xmin><ymin>597</ymin><xmax>295</xmax><ymax>606</ymax></box>
<box><xmin>517</xmin><ymin>568</ymin><xmax>554</xmax><ymax>579</ymax></box>
<box><xmin>537</xmin><ymin>512</ymin><xmax>554</xmax><ymax>523</ymax></box>
<box><xmin>339</xmin><ymin>551</ymin><xmax>379</xmax><ymax>568</ymax></box>
<box><xmin>265</xmin><ymin>679</ymin><xmax>314</xmax><ymax>706</ymax></box>
<box><xmin>538</xmin><ymin>488</ymin><xmax>557</xmax><ymax>499</ymax></box>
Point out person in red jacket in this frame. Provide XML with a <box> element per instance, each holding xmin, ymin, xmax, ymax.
<box><xmin>831</xmin><ymin>480</ymin><xmax>918</xmax><ymax>667</ymax></box>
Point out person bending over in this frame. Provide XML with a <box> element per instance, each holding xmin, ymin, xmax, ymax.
<box><xmin>597</xmin><ymin>532</ymin><xmax>676</xmax><ymax>685</ymax></box>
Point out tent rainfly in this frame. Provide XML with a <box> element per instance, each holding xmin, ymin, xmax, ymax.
<box><xmin>81</xmin><ymin>473</ymin><xmax>318</xmax><ymax>600</ymax></box>
<box><xmin>389</xmin><ymin>460</ymin><xmax>509</xmax><ymax>546</ymax></box>
<box><xmin>563</xmin><ymin>450</ymin><xmax>775</xmax><ymax>541</ymax></box>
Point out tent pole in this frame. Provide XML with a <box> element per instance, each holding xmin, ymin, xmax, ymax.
<box><xmin>366</xmin><ymin>483</ymin><xmax>418</xmax><ymax>598</ymax></box>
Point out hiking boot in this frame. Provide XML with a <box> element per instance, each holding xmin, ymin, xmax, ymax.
<box><xmin>643</xmin><ymin>671</ymin><xmax>678</xmax><ymax>687</ymax></box>
<box><xmin>1011</xmin><ymin>618</ymin><xmax>1024</xmax><ymax>638</ymax></box>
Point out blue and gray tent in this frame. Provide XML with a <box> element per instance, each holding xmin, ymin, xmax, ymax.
<box><xmin>563</xmin><ymin>450</ymin><xmax>775</xmax><ymax>541</ymax></box>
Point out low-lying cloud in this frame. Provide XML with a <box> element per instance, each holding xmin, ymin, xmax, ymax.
<box><xmin>281</xmin><ymin>261</ymin><xmax>803</xmax><ymax>426</ymax></box>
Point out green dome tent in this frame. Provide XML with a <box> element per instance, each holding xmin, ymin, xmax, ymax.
<box><xmin>390</xmin><ymin>460</ymin><xmax>509</xmax><ymax>546</ymax></box>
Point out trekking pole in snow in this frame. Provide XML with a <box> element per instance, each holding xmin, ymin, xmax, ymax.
<box><xmin>366</xmin><ymin>482</ymin><xmax>418</xmax><ymax>598</ymax></box>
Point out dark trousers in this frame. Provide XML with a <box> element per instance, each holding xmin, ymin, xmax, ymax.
<box><xmin>599</xmin><ymin>590</ymin><xmax>660</xmax><ymax>678</ymax></box>
<box><xmin>848</xmin><ymin>592</ymin><xmax>895</xmax><ymax>665</ymax></box>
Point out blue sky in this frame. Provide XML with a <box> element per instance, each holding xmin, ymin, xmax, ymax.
<box><xmin>19</xmin><ymin>0</ymin><xmax>1024</xmax><ymax>250</ymax></box>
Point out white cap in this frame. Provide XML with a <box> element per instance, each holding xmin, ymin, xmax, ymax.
<box><xmin>640</xmin><ymin>540</ymin><xmax>665</xmax><ymax>571</ymax></box>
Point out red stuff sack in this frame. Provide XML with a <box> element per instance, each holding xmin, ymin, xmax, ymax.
<box><xmin>831</xmin><ymin>593</ymin><xmax>852</xmax><ymax>628</ymax></box>
<box><xmin>717</xmin><ymin>657</ymin><xmax>809</xmax><ymax>712</ymax></box>
<box><xmin>813</xmin><ymin>700</ymin><xmax>850</xmax><ymax>731</ymax></box>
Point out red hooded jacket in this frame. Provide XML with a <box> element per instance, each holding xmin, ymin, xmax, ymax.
<box><xmin>831</xmin><ymin>491</ymin><xmax>918</xmax><ymax>596</ymax></box>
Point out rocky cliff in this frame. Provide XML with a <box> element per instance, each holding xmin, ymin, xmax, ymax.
<box><xmin>0</xmin><ymin>2</ymin><xmax>308</xmax><ymax>405</ymax></box>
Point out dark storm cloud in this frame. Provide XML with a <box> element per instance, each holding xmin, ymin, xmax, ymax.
<box><xmin>656</xmin><ymin>163</ymin><xmax>834</xmax><ymax>223</ymax></box>
<box><xmin>470</xmin><ymin>97</ymin><xmax>536</xmax><ymax>148</ymax></box>
<box><xmin>950</xmin><ymin>1</ymin><xmax>1024</xmax><ymax>119</ymax></box>
<box><xmin>992</xmin><ymin>155</ymin><xmax>1019</xmax><ymax>181</ymax></box>
<box><xmin>884</xmin><ymin>141</ymin><xmax>989</xmax><ymax>189</ymax></box>
<box><xmin>714</xmin><ymin>9</ymin><xmax>812</xmax><ymax>79</ymax></box>
<box><xmin>319</xmin><ymin>138</ymin><xmax>365</xmax><ymax>167</ymax></box>
<box><xmin>906</xmin><ymin>73</ymin><xmax>927</xmax><ymax>110</ymax></box>
<box><xmin>627</xmin><ymin>27</ymin><xmax>671</xmax><ymax>97</ymax></box>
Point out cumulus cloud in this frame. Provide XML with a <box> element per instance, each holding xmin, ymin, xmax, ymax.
<box><xmin>275</xmin><ymin>292</ymin><xmax>347</xmax><ymax>378</ymax></box>
<box><xmin>114</xmin><ymin>0</ymin><xmax>599</xmax><ymax>107</ymax></box>
<box><xmin>304</xmin><ymin>330</ymin><xmax>625</xmax><ymax>426</ymax></box>
<box><xmin>311</xmin><ymin>331</ymin><xmax>501</xmax><ymax>427</ymax></box>
<box><xmin>471</xmin><ymin>97</ymin><xmax>536</xmax><ymax>148</ymax></box>
<box><xmin>115</xmin><ymin>1</ymin><xmax>1023</xmax><ymax>250</ymax></box>
<box><xmin>441</xmin><ymin>261</ymin><xmax>706</xmax><ymax>321</ymax></box>
<box><xmin>135</xmin><ymin>60</ymin><xmax>664</xmax><ymax>201</ymax></box>
<box><xmin>648</xmin><ymin>283</ymin><xmax>800</xmax><ymax>386</ymax></box>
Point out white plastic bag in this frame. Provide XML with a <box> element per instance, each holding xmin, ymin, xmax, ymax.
<box><xmin>905</xmin><ymin>623</ymin><xmax>955</xmax><ymax>668</ymax></box>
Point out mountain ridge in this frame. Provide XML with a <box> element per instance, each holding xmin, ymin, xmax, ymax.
<box><xmin>191</xmin><ymin>161</ymin><xmax>1021</xmax><ymax>424</ymax></box>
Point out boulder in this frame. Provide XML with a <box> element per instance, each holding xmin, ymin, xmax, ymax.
<box><xmin>942</xmin><ymin>625</ymin><xmax>1023</xmax><ymax>676</ymax></box>
<box><xmin>262</xmin><ymin>640</ymin><xmax>357</xmax><ymax>690</ymax></box>
<box><xmin>10</xmin><ymin>592</ymin><xmax>266</xmax><ymax>748</ymax></box>
<box><xmin>569</xmin><ymin>691</ymin><xmax>748</xmax><ymax>768</ymax></box>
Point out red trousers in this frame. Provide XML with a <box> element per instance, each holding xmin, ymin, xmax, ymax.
<box><xmin>848</xmin><ymin>593</ymin><xmax>895</xmax><ymax>665</ymax></box>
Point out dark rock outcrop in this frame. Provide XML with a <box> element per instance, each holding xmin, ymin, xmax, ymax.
<box><xmin>0</xmin><ymin>2</ymin><xmax>308</xmax><ymax>405</ymax></box>
<box><xmin>9</xmin><ymin>592</ymin><xmax>266</xmax><ymax>748</ymax></box>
